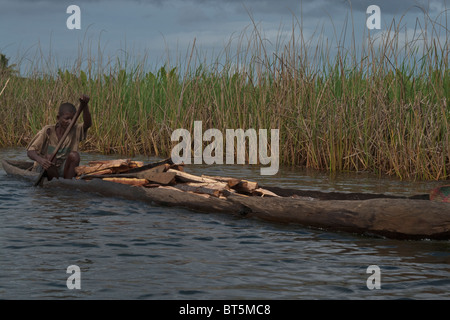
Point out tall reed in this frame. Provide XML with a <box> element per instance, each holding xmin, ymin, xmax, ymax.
<box><xmin>0</xmin><ymin>9</ymin><xmax>448</xmax><ymax>180</ymax></box>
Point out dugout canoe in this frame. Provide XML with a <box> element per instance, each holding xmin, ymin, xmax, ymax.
<box><xmin>2</xmin><ymin>159</ymin><xmax>450</xmax><ymax>240</ymax></box>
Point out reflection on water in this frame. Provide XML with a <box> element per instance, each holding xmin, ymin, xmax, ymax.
<box><xmin>0</xmin><ymin>147</ymin><xmax>449</xmax><ymax>300</ymax></box>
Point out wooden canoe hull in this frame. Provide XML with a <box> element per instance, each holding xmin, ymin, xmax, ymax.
<box><xmin>2</xmin><ymin>159</ymin><xmax>450</xmax><ymax>240</ymax></box>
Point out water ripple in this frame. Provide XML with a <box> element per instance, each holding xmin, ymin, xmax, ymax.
<box><xmin>1</xmin><ymin>148</ymin><xmax>450</xmax><ymax>299</ymax></box>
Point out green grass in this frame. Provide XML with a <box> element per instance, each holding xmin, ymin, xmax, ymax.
<box><xmin>0</xmin><ymin>11</ymin><xmax>448</xmax><ymax>180</ymax></box>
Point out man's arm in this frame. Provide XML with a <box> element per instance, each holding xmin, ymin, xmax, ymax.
<box><xmin>80</xmin><ymin>94</ymin><xmax>92</xmax><ymax>132</ymax></box>
<box><xmin>27</xmin><ymin>149</ymin><xmax>53</xmax><ymax>170</ymax></box>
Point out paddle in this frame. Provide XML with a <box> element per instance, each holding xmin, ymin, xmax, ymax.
<box><xmin>34</xmin><ymin>102</ymin><xmax>86</xmax><ymax>186</ymax></box>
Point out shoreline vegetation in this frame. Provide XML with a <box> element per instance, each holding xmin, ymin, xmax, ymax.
<box><xmin>0</xmin><ymin>12</ymin><xmax>448</xmax><ymax>181</ymax></box>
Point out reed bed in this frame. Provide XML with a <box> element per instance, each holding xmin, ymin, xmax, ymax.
<box><xmin>0</xmin><ymin>12</ymin><xmax>448</xmax><ymax>180</ymax></box>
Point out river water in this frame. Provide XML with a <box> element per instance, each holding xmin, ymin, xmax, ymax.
<box><xmin>0</xmin><ymin>147</ymin><xmax>449</xmax><ymax>300</ymax></box>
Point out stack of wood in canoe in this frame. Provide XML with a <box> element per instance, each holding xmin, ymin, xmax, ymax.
<box><xmin>75</xmin><ymin>158</ymin><xmax>280</xmax><ymax>199</ymax></box>
<box><xmin>75</xmin><ymin>159</ymin><xmax>144</xmax><ymax>176</ymax></box>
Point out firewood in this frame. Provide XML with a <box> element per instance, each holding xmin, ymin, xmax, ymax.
<box><xmin>125</xmin><ymin>158</ymin><xmax>173</xmax><ymax>174</ymax></box>
<box><xmin>157</xmin><ymin>185</ymin><xmax>184</xmax><ymax>192</ymax></box>
<box><xmin>114</xmin><ymin>165</ymin><xmax>140</xmax><ymax>174</ymax></box>
<box><xmin>169</xmin><ymin>164</ymin><xmax>185</xmax><ymax>171</ymax></box>
<box><xmin>186</xmin><ymin>181</ymin><xmax>229</xmax><ymax>189</ymax></box>
<box><xmin>80</xmin><ymin>171</ymin><xmax>176</xmax><ymax>185</ymax></box>
<box><xmin>167</xmin><ymin>169</ymin><xmax>217</xmax><ymax>184</ymax></box>
<box><xmin>87</xmin><ymin>159</ymin><xmax>142</xmax><ymax>166</ymax></box>
<box><xmin>144</xmin><ymin>183</ymin><xmax>162</xmax><ymax>188</ymax></box>
<box><xmin>186</xmin><ymin>191</ymin><xmax>211</xmax><ymax>199</ymax></box>
<box><xmin>129</xmin><ymin>161</ymin><xmax>144</xmax><ymax>168</ymax></box>
<box><xmin>102</xmin><ymin>177</ymin><xmax>148</xmax><ymax>186</ymax></box>
<box><xmin>144</xmin><ymin>164</ymin><xmax>167</xmax><ymax>174</ymax></box>
<box><xmin>75</xmin><ymin>159</ymin><xmax>143</xmax><ymax>175</ymax></box>
<box><xmin>85</xmin><ymin>168</ymin><xmax>113</xmax><ymax>176</ymax></box>
<box><xmin>173</xmin><ymin>184</ymin><xmax>221</xmax><ymax>197</ymax></box>
<box><xmin>226</xmin><ymin>178</ymin><xmax>241</xmax><ymax>188</ymax></box>
<box><xmin>201</xmin><ymin>175</ymin><xmax>257</xmax><ymax>192</ymax></box>
<box><xmin>198</xmin><ymin>193</ymin><xmax>212</xmax><ymax>199</ymax></box>
<box><xmin>75</xmin><ymin>165</ymin><xmax>99</xmax><ymax>175</ymax></box>
<box><xmin>252</xmin><ymin>188</ymin><xmax>280</xmax><ymax>197</ymax></box>
<box><xmin>142</xmin><ymin>172</ymin><xmax>176</xmax><ymax>185</ymax></box>
<box><xmin>172</xmin><ymin>183</ymin><xmax>231</xmax><ymax>198</ymax></box>
<box><xmin>201</xmin><ymin>175</ymin><xmax>241</xmax><ymax>187</ymax></box>
<box><xmin>231</xmin><ymin>180</ymin><xmax>259</xmax><ymax>193</ymax></box>
<box><xmin>185</xmin><ymin>181</ymin><xmax>231</xmax><ymax>196</ymax></box>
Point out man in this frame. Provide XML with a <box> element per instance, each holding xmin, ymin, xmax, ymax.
<box><xmin>27</xmin><ymin>94</ymin><xmax>92</xmax><ymax>180</ymax></box>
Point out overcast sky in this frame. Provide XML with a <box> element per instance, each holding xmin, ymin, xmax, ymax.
<box><xmin>0</xmin><ymin>0</ymin><xmax>448</xmax><ymax>74</ymax></box>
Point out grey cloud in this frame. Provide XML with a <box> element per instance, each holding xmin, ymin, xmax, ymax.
<box><xmin>343</xmin><ymin>0</ymin><xmax>448</xmax><ymax>14</ymax></box>
<box><xmin>3</xmin><ymin>0</ymin><xmax>447</xmax><ymax>15</ymax></box>
<box><xmin>137</xmin><ymin>0</ymin><xmax>449</xmax><ymax>15</ymax></box>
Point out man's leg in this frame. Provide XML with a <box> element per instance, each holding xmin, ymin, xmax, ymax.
<box><xmin>45</xmin><ymin>165</ymin><xmax>59</xmax><ymax>181</ymax></box>
<box><xmin>63</xmin><ymin>151</ymin><xmax>81</xmax><ymax>179</ymax></box>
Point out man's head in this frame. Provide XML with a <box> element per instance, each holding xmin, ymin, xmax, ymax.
<box><xmin>58</xmin><ymin>102</ymin><xmax>76</xmax><ymax>115</ymax></box>
<box><xmin>57</xmin><ymin>102</ymin><xmax>76</xmax><ymax>129</ymax></box>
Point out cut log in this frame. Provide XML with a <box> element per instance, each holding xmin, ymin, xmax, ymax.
<box><xmin>233</xmin><ymin>192</ymin><xmax>250</xmax><ymax>197</ymax></box>
<box><xmin>144</xmin><ymin>164</ymin><xmax>167</xmax><ymax>174</ymax></box>
<box><xmin>144</xmin><ymin>183</ymin><xmax>162</xmax><ymax>188</ymax></box>
<box><xmin>102</xmin><ymin>177</ymin><xmax>148</xmax><ymax>186</ymax></box>
<box><xmin>80</xmin><ymin>171</ymin><xmax>177</xmax><ymax>185</ymax></box>
<box><xmin>187</xmin><ymin>192</ymin><xmax>211</xmax><ymax>199</ymax></box>
<box><xmin>120</xmin><ymin>164</ymin><xmax>174</xmax><ymax>183</ymax></box>
<box><xmin>172</xmin><ymin>182</ymin><xmax>231</xmax><ymax>198</ymax></box>
<box><xmin>226</xmin><ymin>178</ymin><xmax>241</xmax><ymax>188</ymax></box>
<box><xmin>173</xmin><ymin>184</ymin><xmax>221</xmax><ymax>197</ymax></box>
<box><xmin>169</xmin><ymin>164</ymin><xmax>185</xmax><ymax>172</ymax></box>
<box><xmin>87</xmin><ymin>159</ymin><xmax>143</xmax><ymax>167</ymax></box>
<box><xmin>142</xmin><ymin>172</ymin><xmax>176</xmax><ymax>185</ymax></box>
<box><xmin>187</xmin><ymin>181</ymin><xmax>231</xmax><ymax>196</ymax></box>
<box><xmin>157</xmin><ymin>185</ymin><xmax>184</xmax><ymax>192</ymax></box>
<box><xmin>75</xmin><ymin>164</ymin><xmax>103</xmax><ymax>175</ymax></box>
<box><xmin>201</xmin><ymin>175</ymin><xmax>241</xmax><ymax>187</ymax></box>
<box><xmin>232</xmin><ymin>180</ymin><xmax>259</xmax><ymax>193</ymax></box>
<box><xmin>84</xmin><ymin>168</ymin><xmax>113</xmax><ymax>176</ymax></box>
<box><xmin>252</xmin><ymin>188</ymin><xmax>280</xmax><ymax>197</ymax></box>
<box><xmin>75</xmin><ymin>159</ymin><xmax>143</xmax><ymax>176</ymax></box>
<box><xmin>167</xmin><ymin>169</ymin><xmax>217</xmax><ymax>184</ymax></box>
<box><xmin>125</xmin><ymin>158</ymin><xmax>173</xmax><ymax>174</ymax></box>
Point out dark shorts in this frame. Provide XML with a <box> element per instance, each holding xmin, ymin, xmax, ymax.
<box><xmin>32</xmin><ymin>159</ymin><xmax>66</xmax><ymax>177</ymax></box>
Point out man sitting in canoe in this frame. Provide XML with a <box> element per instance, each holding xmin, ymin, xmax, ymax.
<box><xmin>26</xmin><ymin>94</ymin><xmax>92</xmax><ymax>180</ymax></box>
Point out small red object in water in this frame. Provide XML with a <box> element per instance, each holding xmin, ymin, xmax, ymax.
<box><xmin>430</xmin><ymin>185</ymin><xmax>450</xmax><ymax>203</ymax></box>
